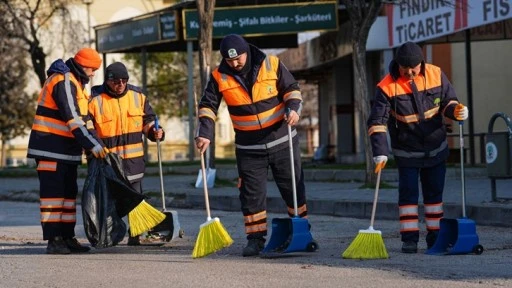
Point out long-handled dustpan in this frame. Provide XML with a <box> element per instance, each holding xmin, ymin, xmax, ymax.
<box><xmin>195</xmin><ymin>147</ymin><xmax>216</xmax><ymax>189</ymax></box>
<box><xmin>148</xmin><ymin>116</ymin><xmax>184</xmax><ymax>241</ymax></box>
<box><xmin>193</xmin><ymin>89</ymin><xmax>216</xmax><ymax>189</ymax></box>
<box><xmin>426</xmin><ymin>121</ymin><xmax>483</xmax><ymax>255</ymax></box>
<box><xmin>262</xmin><ymin>123</ymin><xmax>318</xmax><ymax>254</ymax></box>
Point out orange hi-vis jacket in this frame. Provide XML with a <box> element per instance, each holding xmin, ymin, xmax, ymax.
<box><xmin>368</xmin><ymin>62</ymin><xmax>461</xmax><ymax>168</ymax></box>
<box><xmin>89</xmin><ymin>84</ymin><xmax>160</xmax><ymax>183</ymax></box>
<box><xmin>27</xmin><ymin>59</ymin><xmax>101</xmax><ymax>164</ymax></box>
<box><xmin>197</xmin><ymin>46</ymin><xmax>302</xmax><ymax>153</ymax></box>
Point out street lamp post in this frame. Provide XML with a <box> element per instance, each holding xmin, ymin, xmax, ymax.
<box><xmin>82</xmin><ymin>0</ymin><xmax>93</xmax><ymax>46</ymax></box>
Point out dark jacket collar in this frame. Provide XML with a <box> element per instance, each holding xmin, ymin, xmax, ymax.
<box><xmin>65</xmin><ymin>58</ymin><xmax>91</xmax><ymax>86</ymax></box>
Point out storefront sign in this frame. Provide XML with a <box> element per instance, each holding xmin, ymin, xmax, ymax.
<box><xmin>386</xmin><ymin>0</ymin><xmax>512</xmax><ymax>47</ymax></box>
<box><xmin>182</xmin><ymin>2</ymin><xmax>338</xmax><ymax>40</ymax></box>
<box><xmin>96</xmin><ymin>11</ymin><xmax>178</xmax><ymax>52</ymax></box>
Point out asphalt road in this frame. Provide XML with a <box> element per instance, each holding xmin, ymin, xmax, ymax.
<box><xmin>1</xmin><ymin>201</ymin><xmax>511</xmax><ymax>288</ymax></box>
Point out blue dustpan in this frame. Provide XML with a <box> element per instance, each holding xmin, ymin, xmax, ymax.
<box><xmin>426</xmin><ymin>218</ymin><xmax>482</xmax><ymax>255</ymax></box>
<box><xmin>426</xmin><ymin>122</ymin><xmax>483</xmax><ymax>256</ymax></box>
<box><xmin>262</xmin><ymin>217</ymin><xmax>317</xmax><ymax>253</ymax></box>
<box><xmin>262</xmin><ymin>123</ymin><xmax>318</xmax><ymax>254</ymax></box>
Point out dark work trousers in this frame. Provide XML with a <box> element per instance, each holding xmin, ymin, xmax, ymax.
<box><xmin>398</xmin><ymin>161</ymin><xmax>446</xmax><ymax>243</ymax></box>
<box><xmin>236</xmin><ymin>138</ymin><xmax>307</xmax><ymax>240</ymax></box>
<box><xmin>37</xmin><ymin>160</ymin><xmax>78</xmax><ymax>240</ymax></box>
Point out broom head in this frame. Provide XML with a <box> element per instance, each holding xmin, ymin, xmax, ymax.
<box><xmin>192</xmin><ymin>217</ymin><xmax>234</xmax><ymax>259</ymax></box>
<box><xmin>342</xmin><ymin>227</ymin><xmax>389</xmax><ymax>260</ymax></box>
<box><xmin>128</xmin><ymin>200</ymin><xmax>166</xmax><ymax>237</ymax></box>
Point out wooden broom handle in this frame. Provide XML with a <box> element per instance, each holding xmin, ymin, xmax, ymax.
<box><xmin>370</xmin><ymin>169</ymin><xmax>381</xmax><ymax>229</ymax></box>
<box><xmin>200</xmin><ymin>152</ymin><xmax>211</xmax><ymax>220</ymax></box>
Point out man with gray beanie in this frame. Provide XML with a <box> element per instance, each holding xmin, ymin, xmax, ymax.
<box><xmin>88</xmin><ymin>62</ymin><xmax>164</xmax><ymax>246</ymax></box>
<box><xmin>195</xmin><ymin>34</ymin><xmax>312</xmax><ymax>257</ymax></box>
<box><xmin>368</xmin><ymin>41</ymin><xmax>469</xmax><ymax>253</ymax></box>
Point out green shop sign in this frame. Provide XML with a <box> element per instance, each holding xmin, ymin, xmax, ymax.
<box><xmin>96</xmin><ymin>11</ymin><xmax>178</xmax><ymax>52</ymax></box>
<box><xmin>182</xmin><ymin>2</ymin><xmax>338</xmax><ymax>40</ymax></box>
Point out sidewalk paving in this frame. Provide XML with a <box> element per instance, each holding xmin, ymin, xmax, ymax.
<box><xmin>1</xmin><ymin>166</ymin><xmax>512</xmax><ymax>227</ymax></box>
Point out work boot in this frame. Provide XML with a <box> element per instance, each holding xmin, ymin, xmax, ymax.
<box><xmin>401</xmin><ymin>241</ymin><xmax>418</xmax><ymax>254</ymax></box>
<box><xmin>46</xmin><ymin>236</ymin><xmax>71</xmax><ymax>255</ymax></box>
<box><xmin>127</xmin><ymin>235</ymin><xmax>140</xmax><ymax>246</ymax></box>
<box><xmin>242</xmin><ymin>238</ymin><xmax>265</xmax><ymax>257</ymax></box>
<box><xmin>64</xmin><ymin>237</ymin><xmax>90</xmax><ymax>253</ymax></box>
<box><xmin>426</xmin><ymin>231</ymin><xmax>439</xmax><ymax>249</ymax></box>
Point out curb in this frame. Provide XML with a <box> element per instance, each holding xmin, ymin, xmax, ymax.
<box><xmin>1</xmin><ymin>166</ymin><xmax>490</xmax><ymax>182</ymax></box>
<box><xmin>148</xmin><ymin>194</ymin><xmax>512</xmax><ymax>229</ymax></box>
<box><xmin>4</xmin><ymin>188</ymin><xmax>511</xmax><ymax>228</ymax></box>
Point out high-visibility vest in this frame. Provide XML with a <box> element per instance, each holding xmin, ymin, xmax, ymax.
<box><xmin>27</xmin><ymin>72</ymin><xmax>93</xmax><ymax>163</ymax></box>
<box><xmin>88</xmin><ymin>89</ymin><xmax>149</xmax><ymax>160</ymax></box>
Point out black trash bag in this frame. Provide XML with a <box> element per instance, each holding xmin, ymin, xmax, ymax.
<box><xmin>103</xmin><ymin>153</ymin><xmax>148</xmax><ymax>217</ymax></box>
<box><xmin>81</xmin><ymin>153</ymin><xmax>146</xmax><ymax>248</ymax></box>
<box><xmin>82</xmin><ymin>156</ymin><xmax>126</xmax><ymax>248</ymax></box>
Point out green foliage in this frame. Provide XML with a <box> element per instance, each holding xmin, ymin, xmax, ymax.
<box><xmin>0</xmin><ymin>0</ymin><xmax>87</xmax><ymax>87</ymax></box>
<box><xmin>0</xmin><ymin>40</ymin><xmax>36</xmax><ymax>143</ymax></box>
<box><xmin>123</xmin><ymin>52</ymin><xmax>190</xmax><ymax>118</ymax></box>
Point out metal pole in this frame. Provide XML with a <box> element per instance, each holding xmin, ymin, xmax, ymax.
<box><xmin>465</xmin><ymin>29</ymin><xmax>475</xmax><ymax>165</ymax></box>
<box><xmin>86</xmin><ymin>3</ymin><xmax>91</xmax><ymax>46</ymax></box>
<box><xmin>187</xmin><ymin>41</ymin><xmax>195</xmax><ymax>162</ymax></box>
<box><xmin>459</xmin><ymin>122</ymin><xmax>466</xmax><ymax>218</ymax></box>
<box><xmin>141</xmin><ymin>48</ymin><xmax>149</xmax><ymax>162</ymax></box>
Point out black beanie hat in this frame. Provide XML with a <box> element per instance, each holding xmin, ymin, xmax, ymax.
<box><xmin>105</xmin><ymin>62</ymin><xmax>129</xmax><ymax>80</ymax></box>
<box><xmin>220</xmin><ymin>34</ymin><xmax>249</xmax><ymax>59</ymax></box>
<box><xmin>395</xmin><ymin>42</ymin><xmax>424</xmax><ymax>67</ymax></box>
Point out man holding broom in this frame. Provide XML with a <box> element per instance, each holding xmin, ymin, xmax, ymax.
<box><xmin>195</xmin><ymin>34</ymin><xmax>310</xmax><ymax>257</ymax></box>
<box><xmin>88</xmin><ymin>62</ymin><xmax>165</xmax><ymax>246</ymax></box>
<box><xmin>368</xmin><ymin>41</ymin><xmax>469</xmax><ymax>253</ymax></box>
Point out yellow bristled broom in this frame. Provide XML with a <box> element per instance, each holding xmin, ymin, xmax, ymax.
<box><xmin>192</xmin><ymin>152</ymin><xmax>233</xmax><ymax>258</ymax></box>
<box><xmin>128</xmin><ymin>200</ymin><xmax>166</xmax><ymax>237</ymax></box>
<box><xmin>102</xmin><ymin>152</ymin><xmax>166</xmax><ymax>237</ymax></box>
<box><xmin>342</xmin><ymin>169</ymin><xmax>389</xmax><ymax>259</ymax></box>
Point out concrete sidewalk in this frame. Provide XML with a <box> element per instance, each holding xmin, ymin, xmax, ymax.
<box><xmin>1</xmin><ymin>166</ymin><xmax>512</xmax><ymax>227</ymax></box>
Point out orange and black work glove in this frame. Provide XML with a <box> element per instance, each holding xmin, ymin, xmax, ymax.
<box><xmin>91</xmin><ymin>145</ymin><xmax>109</xmax><ymax>158</ymax></box>
<box><xmin>454</xmin><ymin>103</ymin><xmax>469</xmax><ymax>121</ymax></box>
<box><xmin>373</xmin><ymin>155</ymin><xmax>388</xmax><ymax>174</ymax></box>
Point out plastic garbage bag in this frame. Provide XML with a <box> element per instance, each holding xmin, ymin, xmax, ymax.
<box><xmin>82</xmin><ymin>153</ymin><xmax>146</xmax><ymax>248</ymax></box>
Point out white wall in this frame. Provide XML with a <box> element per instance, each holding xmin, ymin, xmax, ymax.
<box><xmin>451</xmin><ymin>40</ymin><xmax>512</xmax><ymax>134</ymax></box>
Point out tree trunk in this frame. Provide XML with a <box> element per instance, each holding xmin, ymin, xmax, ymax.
<box><xmin>342</xmin><ymin>0</ymin><xmax>383</xmax><ymax>185</ymax></box>
<box><xmin>0</xmin><ymin>140</ymin><xmax>5</xmax><ymax>168</ymax></box>
<box><xmin>196</xmin><ymin>0</ymin><xmax>216</xmax><ymax>168</ymax></box>
<box><xmin>30</xmin><ymin>43</ymin><xmax>47</xmax><ymax>87</ymax></box>
<box><xmin>352</xmin><ymin>41</ymin><xmax>376</xmax><ymax>184</ymax></box>
<box><xmin>196</xmin><ymin>0</ymin><xmax>215</xmax><ymax>90</ymax></box>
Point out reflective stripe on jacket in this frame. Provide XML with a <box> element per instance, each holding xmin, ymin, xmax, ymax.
<box><xmin>89</xmin><ymin>85</ymin><xmax>158</xmax><ymax>182</ymax></box>
<box><xmin>27</xmin><ymin>71</ymin><xmax>100</xmax><ymax>164</ymax></box>
<box><xmin>368</xmin><ymin>62</ymin><xmax>460</xmax><ymax>167</ymax></box>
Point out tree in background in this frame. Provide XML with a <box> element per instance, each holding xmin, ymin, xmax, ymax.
<box><xmin>340</xmin><ymin>0</ymin><xmax>383</xmax><ymax>184</ymax></box>
<box><xmin>0</xmin><ymin>38</ymin><xmax>36</xmax><ymax>167</ymax></box>
<box><xmin>123</xmin><ymin>52</ymin><xmax>190</xmax><ymax>118</ymax></box>
<box><xmin>196</xmin><ymin>0</ymin><xmax>216</xmax><ymax>167</ymax></box>
<box><xmin>0</xmin><ymin>0</ymin><xmax>87</xmax><ymax>87</ymax></box>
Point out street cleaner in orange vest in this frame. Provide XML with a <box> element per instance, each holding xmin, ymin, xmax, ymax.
<box><xmin>88</xmin><ymin>62</ymin><xmax>164</xmax><ymax>246</ymax></box>
<box><xmin>27</xmin><ymin>48</ymin><xmax>108</xmax><ymax>254</ymax></box>
<box><xmin>195</xmin><ymin>34</ymin><xmax>311</xmax><ymax>257</ymax></box>
<box><xmin>368</xmin><ymin>41</ymin><xmax>469</xmax><ymax>253</ymax></box>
